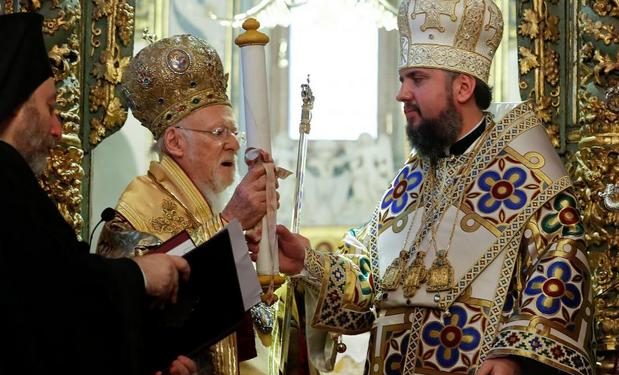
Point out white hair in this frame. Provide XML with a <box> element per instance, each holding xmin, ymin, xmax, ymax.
<box><xmin>150</xmin><ymin>136</ymin><xmax>165</xmax><ymax>159</ymax></box>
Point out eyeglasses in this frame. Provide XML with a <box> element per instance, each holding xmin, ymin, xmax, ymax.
<box><xmin>174</xmin><ymin>126</ymin><xmax>246</xmax><ymax>144</ymax></box>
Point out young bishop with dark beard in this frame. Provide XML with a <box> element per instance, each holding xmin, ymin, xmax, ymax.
<box><xmin>249</xmin><ymin>1</ymin><xmax>593</xmax><ymax>374</ymax></box>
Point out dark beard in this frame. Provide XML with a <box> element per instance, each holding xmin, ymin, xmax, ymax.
<box><xmin>406</xmin><ymin>98</ymin><xmax>462</xmax><ymax>166</ymax></box>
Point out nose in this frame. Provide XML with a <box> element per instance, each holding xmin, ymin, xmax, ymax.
<box><xmin>226</xmin><ymin>131</ymin><xmax>241</xmax><ymax>151</ymax></box>
<box><xmin>50</xmin><ymin>111</ymin><xmax>62</xmax><ymax>139</ymax></box>
<box><xmin>396</xmin><ymin>80</ymin><xmax>413</xmax><ymax>103</ymax></box>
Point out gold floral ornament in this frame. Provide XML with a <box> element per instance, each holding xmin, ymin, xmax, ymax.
<box><xmin>534</xmin><ymin>96</ymin><xmax>559</xmax><ymax>148</ymax></box>
<box><xmin>591</xmin><ymin>0</ymin><xmax>619</xmax><ymax>17</ymax></box>
<box><xmin>397</xmin><ymin>0</ymin><xmax>503</xmax><ymax>85</ymax></box>
<box><xmin>115</xmin><ymin>2</ymin><xmax>134</xmax><ymax>46</ymax></box>
<box><xmin>543</xmin><ymin>14</ymin><xmax>560</xmax><ymax>42</ymax></box>
<box><xmin>578</xmin><ymin>91</ymin><xmax>618</xmax><ymax>136</ymax></box>
<box><xmin>88</xmin><ymin>0</ymin><xmax>135</xmax><ymax>146</ymax></box>
<box><xmin>518</xmin><ymin>46</ymin><xmax>539</xmax><ymax>75</ymax></box>
<box><xmin>150</xmin><ymin>199</ymin><xmax>190</xmax><ymax>234</ymax></box>
<box><xmin>544</xmin><ymin>49</ymin><xmax>560</xmax><ymax>86</ymax></box>
<box><xmin>517</xmin><ymin>1</ymin><xmax>563</xmax><ymax>150</ymax></box>
<box><xmin>88</xmin><ymin>47</ymin><xmax>131</xmax><ymax>144</ymax></box>
<box><xmin>42</xmin><ymin>4</ymin><xmax>80</xmax><ymax>35</ymax></box>
<box><xmin>592</xmin><ymin>50</ymin><xmax>619</xmax><ymax>86</ymax></box>
<box><xmin>518</xmin><ymin>8</ymin><xmax>540</xmax><ymax>39</ymax></box>
<box><xmin>579</xmin><ymin>12</ymin><xmax>619</xmax><ymax>46</ymax></box>
<box><xmin>36</xmin><ymin>5</ymin><xmax>85</xmax><ymax>237</ymax></box>
<box><xmin>121</xmin><ymin>34</ymin><xmax>230</xmax><ymax>139</ymax></box>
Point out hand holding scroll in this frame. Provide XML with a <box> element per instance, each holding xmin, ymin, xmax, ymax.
<box><xmin>221</xmin><ymin>162</ymin><xmax>278</xmax><ymax>230</ymax></box>
<box><xmin>247</xmin><ymin>224</ymin><xmax>307</xmax><ymax>275</ymax></box>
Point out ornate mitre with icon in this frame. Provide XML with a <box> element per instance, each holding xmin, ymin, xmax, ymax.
<box><xmin>397</xmin><ymin>0</ymin><xmax>503</xmax><ymax>84</ymax></box>
<box><xmin>121</xmin><ymin>34</ymin><xmax>230</xmax><ymax>139</ymax></box>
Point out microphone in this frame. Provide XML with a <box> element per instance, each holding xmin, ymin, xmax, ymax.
<box><xmin>89</xmin><ymin>207</ymin><xmax>117</xmax><ymax>246</ymax></box>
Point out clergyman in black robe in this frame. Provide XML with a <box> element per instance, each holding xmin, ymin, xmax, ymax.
<box><xmin>0</xmin><ymin>12</ymin><xmax>190</xmax><ymax>375</ymax></box>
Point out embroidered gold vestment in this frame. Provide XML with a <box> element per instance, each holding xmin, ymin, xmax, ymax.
<box><xmin>97</xmin><ymin>155</ymin><xmax>238</xmax><ymax>375</ymax></box>
<box><xmin>301</xmin><ymin>103</ymin><xmax>593</xmax><ymax>375</ymax></box>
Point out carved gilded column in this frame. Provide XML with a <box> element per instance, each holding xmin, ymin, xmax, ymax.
<box><xmin>516</xmin><ymin>0</ymin><xmax>567</xmax><ymax>151</ymax></box>
<box><xmin>81</xmin><ymin>0</ymin><xmax>135</xmax><ymax>236</ymax></box>
<box><xmin>83</xmin><ymin>0</ymin><xmax>134</xmax><ymax>147</ymax></box>
<box><xmin>569</xmin><ymin>2</ymin><xmax>619</xmax><ymax>374</ymax></box>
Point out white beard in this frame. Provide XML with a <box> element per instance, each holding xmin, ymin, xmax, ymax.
<box><xmin>200</xmin><ymin>171</ymin><xmax>239</xmax><ymax>215</ymax></box>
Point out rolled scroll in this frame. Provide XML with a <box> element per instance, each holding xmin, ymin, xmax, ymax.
<box><xmin>235</xmin><ymin>19</ymin><xmax>280</xmax><ymax>282</ymax></box>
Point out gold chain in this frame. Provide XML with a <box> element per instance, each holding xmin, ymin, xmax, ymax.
<box><xmin>380</xmin><ymin>161</ymin><xmax>432</xmax><ymax>291</ymax></box>
<box><xmin>400</xmin><ymin>162</ymin><xmax>435</xmax><ymax>257</ymax></box>
<box><xmin>383</xmin><ymin>115</ymin><xmax>494</xmax><ymax>293</ymax></box>
<box><xmin>388</xmin><ymin>115</ymin><xmax>495</xmax><ymax>298</ymax></box>
<box><xmin>424</xmin><ymin>117</ymin><xmax>495</xmax><ymax>297</ymax></box>
<box><xmin>414</xmin><ymin>116</ymin><xmax>493</xmax><ymax>257</ymax></box>
<box><xmin>430</xmin><ymin>117</ymin><xmax>494</xmax><ymax>254</ymax></box>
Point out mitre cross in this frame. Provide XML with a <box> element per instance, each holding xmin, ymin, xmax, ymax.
<box><xmin>412</xmin><ymin>0</ymin><xmax>460</xmax><ymax>32</ymax></box>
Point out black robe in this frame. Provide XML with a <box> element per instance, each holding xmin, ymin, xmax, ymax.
<box><xmin>0</xmin><ymin>141</ymin><xmax>147</xmax><ymax>375</ymax></box>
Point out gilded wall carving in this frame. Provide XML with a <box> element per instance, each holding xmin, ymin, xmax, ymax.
<box><xmin>517</xmin><ymin>0</ymin><xmax>565</xmax><ymax>150</ymax></box>
<box><xmin>1</xmin><ymin>2</ymin><xmax>618</xmax><ymax>371</ymax></box>
<box><xmin>570</xmin><ymin>2</ymin><xmax>619</xmax><ymax>374</ymax></box>
<box><xmin>517</xmin><ymin>1</ymin><xmax>619</xmax><ymax>372</ymax></box>
<box><xmin>85</xmin><ymin>0</ymin><xmax>135</xmax><ymax>147</ymax></box>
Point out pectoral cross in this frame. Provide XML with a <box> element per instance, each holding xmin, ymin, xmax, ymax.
<box><xmin>411</xmin><ymin>0</ymin><xmax>461</xmax><ymax>32</ymax></box>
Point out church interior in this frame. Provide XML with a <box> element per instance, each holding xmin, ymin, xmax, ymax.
<box><xmin>1</xmin><ymin>0</ymin><xmax>617</xmax><ymax>373</ymax></box>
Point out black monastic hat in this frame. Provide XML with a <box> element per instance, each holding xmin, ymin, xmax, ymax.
<box><xmin>0</xmin><ymin>13</ymin><xmax>53</xmax><ymax>123</ymax></box>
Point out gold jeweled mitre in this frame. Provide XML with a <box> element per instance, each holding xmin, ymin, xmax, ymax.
<box><xmin>122</xmin><ymin>35</ymin><xmax>230</xmax><ymax>139</ymax></box>
<box><xmin>398</xmin><ymin>0</ymin><xmax>504</xmax><ymax>84</ymax></box>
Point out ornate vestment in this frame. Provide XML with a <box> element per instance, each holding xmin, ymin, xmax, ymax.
<box><xmin>97</xmin><ymin>154</ymin><xmax>238</xmax><ymax>375</ymax></box>
<box><xmin>302</xmin><ymin>102</ymin><xmax>593</xmax><ymax>375</ymax></box>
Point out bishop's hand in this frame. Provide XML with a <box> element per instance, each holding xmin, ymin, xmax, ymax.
<box><xmin>246</xmin><ymin>224</ymin><xmax>307</xmax><ymax>275</ymax></box>
<box><xmin>221</xmin><ymin>150</ymin><xmax>280</xmax><ymax>230</ymax></box>
<box><xmin>221</xmin><ymin>164</ymin><xmax>269</xmax><ymax>229</ymax></box>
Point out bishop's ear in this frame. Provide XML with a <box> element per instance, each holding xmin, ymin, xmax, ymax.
<box><xmin>452</xmin><ymin>73</ymin><xmax>476</xmax><ymax>105</ymax></box>
<box><xmin>162</xmin><ymin>127</ymin><xmax>185</xmax><ymax>158</ymax></box>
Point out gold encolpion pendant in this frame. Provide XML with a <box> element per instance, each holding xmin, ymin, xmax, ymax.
<box><xmin>381</xmin><ymin>250</ymin><xmax>409</xmax><ymax>290</ymax></box>
<box><xmin>426</xmin><ymin>249</ymin><xmax>454</xmax><ymax>292</ymax></box>
<box><xmin>403</xmin><ymin>251</ymin><xmax>427</xmax><ymax>298</ymax></box>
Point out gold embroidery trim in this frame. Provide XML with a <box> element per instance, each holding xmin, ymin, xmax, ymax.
<box><xmin>150</xmin><ymin>198</ymin><xmax>190</xmax><ymax>234</ymax></box>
